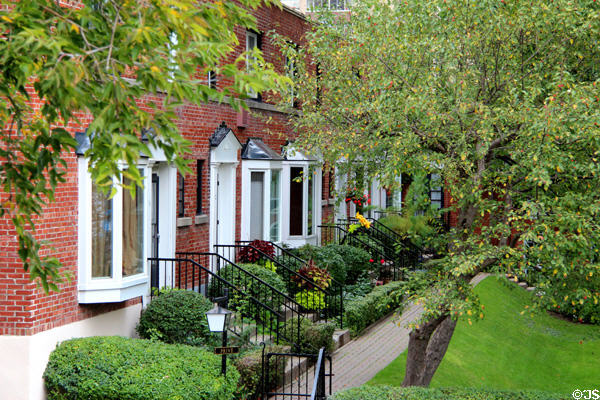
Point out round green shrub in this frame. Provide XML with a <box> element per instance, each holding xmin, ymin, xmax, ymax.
<box><xmin>325</xmin><ymin>244</ymin><xmax>372</xmax><ymax>284</ymax></box>
<box><xmin>44</xmin><ymin>336</ymin><xmax>240</xmax><ymax>400</ymax></box>
<box><xmin>310</xmin><ymin>245</ymin><xmax>346</xmax><ymax>284</ymax></box>
<box><xmin>136</xmin><ymin>289</ymin><xmax>213</xmax><ymax>345</ymax></box>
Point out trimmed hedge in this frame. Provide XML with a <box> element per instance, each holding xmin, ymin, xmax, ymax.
<box><xmin>136</xmin><ymin>289</ymin><xmax>214</xmax><ymax>345</ymax></box>
<box><xmin>283</xmin><ymin>317</ymin><xmax>335</xmax><ymax>353</ymax></box>
<box><xmin>44</xmin><ymin>336</ymin><xmax>240</xmax><ymax>400</ymax></box>
<box><xmin>344</xmin><ymin>281</ymin><xmax>405</xmax><ymax>336</ymax></box>
<box><xmin>330</xmin><ymin>385</ymin><xmax>566</xmax><ymax>400</ymax></box>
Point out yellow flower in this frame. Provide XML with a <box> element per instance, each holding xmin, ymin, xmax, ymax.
<box><xmin>355</xmin><ymin>212</ymin><xmax>371</xmax><ymax>229</ymax></box>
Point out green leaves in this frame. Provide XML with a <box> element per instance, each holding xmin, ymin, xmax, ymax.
<box><xmin>283</xmin><ymin>0</ymin><xmax>600</xmax><ymax>326</ymax></box>
<box><xmin>0</xmin><ymin>0</ymin><xmax>286</xmax><ymax>290</ymax></box>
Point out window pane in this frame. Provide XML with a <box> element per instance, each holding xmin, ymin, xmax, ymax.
<box><xmin>123</xmin><ymin>175</ymin><xmax>144</xmax><ymax>277</ymax></box>
<box><xmin>307</xmin><ymin>171</ymin><xmax>313</xmax><ymax>236</ymax></box>
<box><xmin>270</xmin><ymin>170</ymin><xmax>281</xmax><ymax>242</ymax></box>
<box><xmin>196</xmin><ymin>160</ymin><xmax>203</xmax><ymax>215</ymax></box>
<box><xmin>92</xmin><ymin>184</ymin><xmax>112</xmax><ymax>278</ymax></box>
<box><xmin>289</xmin><ymin>167</ymin><xmax>303</xmax><ymax>236</ymax></box>
<box><xmin>250</xmin><ymin>172</ymin><xmax>265</xmax><ymax>240</ymax></box>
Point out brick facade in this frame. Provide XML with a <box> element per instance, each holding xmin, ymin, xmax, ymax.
<box><xmin>0</xmin><ymin>3</ymin><xmax>317</xmax><ymax>337</ymax></box>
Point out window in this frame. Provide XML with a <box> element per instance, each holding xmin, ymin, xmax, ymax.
<box><xmin>307</xmin><ymin>171</ymin><xmax>314</xmax><ymax>236</ymax></box>
<box><xmin>122</xmin><ymin>176</ymin><xmax>144</xmax><ymax>276</ymax></box>
<box><xmin>429</xmin><ymin>173</ymin><xmax>443</xmax><ymax>210</ymax></box>
<box><xmin>246</xmin><ymin>30</ymin><xmax>260</xmax><ymax>100</ymax></box>
<box><xmin>285</xmin><ymin>54</ymin><xmax>297</xmax><ymax>107</ymax></box>
<box><xmin>168</xmin><ymin>32</ymin><xmax>179</xmax><ymax>81</ymax></box>
<box><xmin>308</xmin><ymin>0</ymin><xmax>351</xmax><ymax>11</ymax></box>
<box><xmin>196</xmin><ymin>160</ymin><xmax>204</xmax><ymax>215</ymax></box>
<box><xmin>178</xmin><ymin>173</ymin><xmax>185</xmax><ymax>217</ymax></box>
<box><xmin>92</xmin><ymin>184</ymin><xmax>113</xmax><ymax>278</ymax></box>
<box><xmin>270</xmin><ymin>170</ymin><xmax>281</xmax><ymax>242</ymax></box>
<box><xmin>207</xmin><ymin>71</ymin><xmax>217</xmax><ymax>89</ymax></box>
<box><xmin>78</xmin><ymin>158</ymin><xmax>150</xmax><ymax>303</ymax></box>
<box><xmin>289</xmin><ymin>167</ymin><xmax>304</xmax><ymax>236</ymax></box>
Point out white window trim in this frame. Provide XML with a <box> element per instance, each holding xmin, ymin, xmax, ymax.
<box><xmin>246</xmin><ymin>31</ymin><xmax>259</xmax><ymax>99</ymax></box>
<box><xmin>281</xmin><ymin>161</ymin><xmax>321</xmax><ymax>247</ymax></box>
<box><xmin>240</xmin><ymin>160</ymin><xmax>283</xmax><ymax>243</ymax></box>
<box><xmin>77</xmin><ymin>157</ymin><xmax>151</xmax><ymax>303</ymax></box>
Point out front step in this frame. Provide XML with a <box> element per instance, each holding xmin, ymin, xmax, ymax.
<box><xmin>332</xmin><ymin>329</ymin><xmax>350</xmax><ymax>351</ymax></box>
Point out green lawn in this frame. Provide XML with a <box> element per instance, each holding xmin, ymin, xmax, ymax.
<box><xmin>368</xmin><ymin>276</ymin><xmax>600</xmax><ymax>395</ymax></box>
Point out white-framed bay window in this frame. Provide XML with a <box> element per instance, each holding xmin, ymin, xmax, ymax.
<box><xmin>77</xmin><ymin>158</ymin><xmax>152</xmax><ymax>303</ymax></box>
<box><xmin>241</xmin><ymin>163</ymin><xmax>283</xmax><ymax>242</ymax></box>
<box><xmin>281</xmin><ymin>161</ymin><xmax>321</xmax><ymax>247</ymax></box>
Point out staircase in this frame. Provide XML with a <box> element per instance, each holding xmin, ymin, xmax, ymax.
<box><xmin>211</xmin><ymin>243</ymin><xmax>344</xmax><ymax>328</ymax></box>
<box><xmin>149</xmin><ymin>255</ymin><xmax>306</xmax><ymax>349</ymax></box>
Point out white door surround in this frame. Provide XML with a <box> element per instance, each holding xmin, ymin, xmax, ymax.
<box><xmin>208</xmin><ymin>123</ymin><xmax>241</xmax><ymax>264</ymax></box>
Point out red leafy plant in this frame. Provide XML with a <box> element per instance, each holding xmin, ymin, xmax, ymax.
<box><xmin>291</xmin><ymin>260</ymin><xmax>332</xmax><ymax>290</ymax></box>
<box><xmin>238</xmin><ymin>240</ymin><xmax>275</xmax><ymax>263</ymax></box>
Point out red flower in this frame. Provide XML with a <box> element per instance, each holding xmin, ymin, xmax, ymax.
<box><xmin>369</xmin><ymin>259</ymin><xmax>374</xmax><ymax>263</ymax></box>
<box><xmin>380</xmin><ymin>259</ymin><xmax>385</xmax><ymax>264</ymax></box>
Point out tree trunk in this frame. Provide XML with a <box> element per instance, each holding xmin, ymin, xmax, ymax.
<box><xmin>401</xmin><ymin>314</ymin><xmax>457</xmax><ymax>387</ymax></box>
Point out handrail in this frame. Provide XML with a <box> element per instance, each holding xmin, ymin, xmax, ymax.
<box><xmin>150</xmin><ymin>256</ymin><xmax>302</xmax><ymax>348</ymax></box>
<box><xmin>176</xmin><ymin>252</ymin><xmax>300</xmax><ymax>305</ymax></box>
<box><xmin>211</xmin><ymin>244</ymin><xmax>344</xmax><ymax>328</ymax></box>
<box><xmin>211</xmin><ymin>245</ymin><xmax>332</xmax><ymax>296</ymax></box>
<box><xmin>337</xmin><ymin>218</ymin><xmax>402</xmax><ymax>257</ymax></box>
<box><xmin>236</xmin><ymin>240</ymin><xmax>345</xmax><ymax>290</ymax></box>
<box><xmin>310</xmin><ymin>348</ymin><xmax>326</xmax><ymax>400</ymax></box>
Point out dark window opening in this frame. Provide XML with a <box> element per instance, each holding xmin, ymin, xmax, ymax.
<box><xmin>289</xmin><ymin>167</ymin><xmax>303</xmax><ymax>235</ymax></box>
<box><xmin>208</xmin><ymin>71</ymin><xmax>217</xmax><ymax>89</ymax></box>
<box><xmin>178</xmin><ymin>173</ymin><xmax>185</xmax><ymax>217</ymax></box>
<box><xmin>196</xmin><ymin>160</ymin><xmax>204</xmax><ymax>215</ymax></box>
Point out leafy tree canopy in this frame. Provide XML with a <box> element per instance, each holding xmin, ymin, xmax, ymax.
<box><xmin>279</xmin><ymin>0</ymin><xmax>600</xmax><ymax>385</ymax></box>
<box><xmin>0</xmin><ymin>0</ymin><xmax>286</xmax><ymax>291</ymax></box>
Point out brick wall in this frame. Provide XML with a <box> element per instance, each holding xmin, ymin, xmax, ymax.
<box><xmin>0</xmin><ymin>3</ymin><xmax>314</xmax><ymax>336</ymax></box>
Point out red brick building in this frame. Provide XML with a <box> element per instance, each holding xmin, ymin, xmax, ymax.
<box><xmin>0</xmin><ymin>4</ymin><xmax>342</xmax><ymax>399</ymax></box>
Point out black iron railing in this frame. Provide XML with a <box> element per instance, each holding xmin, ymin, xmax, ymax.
<box><xmin>212</xmin><ymin>244</ymin><xmax>344</xmax><ymax>328</ymax></box>
<box><xmin>340</xmin><ymin>217</ymin><xmax>423</xmax><ymax>270</ymax></box>
<box><xmin>149</xmin><ymin>256</ymin><xmax>302</xmax><ymax>348</ymax></box>
<box><xmin>366</xmin><ymin>218</ymin><xmax>424</xmax><ymax>268</ymax></box>
<box><xmin>261</xmin><ymin>346</ymin><xmax>332</xmax><ymax>400</ymax></box>
<box><xmin>318</xmin><ymin>224</ymin><xmax>402</xmax><ymax>281</ymax></box>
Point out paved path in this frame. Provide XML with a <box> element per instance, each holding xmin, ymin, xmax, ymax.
<box><xmin>330</xmin><ymin>272</ymin><xmax>490</xmax><ymax>393</ymax></box>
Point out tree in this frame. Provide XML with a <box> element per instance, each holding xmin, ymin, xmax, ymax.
<box><xmin>279</xmin><ymin>0</ymin><xmax>600</xmax><ymax>386</ymax></box>
<box><xmin>0</xmin><ymin>0</ymin><xmax>285</xmax><ymax>291</ymax></box>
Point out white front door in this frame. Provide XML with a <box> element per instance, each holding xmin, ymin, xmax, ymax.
<box><xmin>210</xmin><ymin>162</ymin><xmax>237</xmax><ymax>260</ymax></box>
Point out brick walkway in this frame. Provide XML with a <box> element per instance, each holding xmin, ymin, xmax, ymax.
<box><xmin>330</xmin><ymin>272</ymin><xmax>490</xmax><ymax>393</ymax></box>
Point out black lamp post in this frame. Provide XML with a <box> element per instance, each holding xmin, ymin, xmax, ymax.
<box><xmin>205</xmin><ymin>305</ymin><xmax>232</xmax><ymax>376</ymax></box>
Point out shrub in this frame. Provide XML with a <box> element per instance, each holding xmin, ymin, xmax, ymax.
<box><xmin>295</xmin><ymin>289</ymin><xmax>326</xmax><ymax>311</ymax></box>
<box><xmin>238</xmin><ymin>240</ymin><xmax>275</xmax><ymax>263</ymax></box>
<box><xmin>234</xmin><ymin>345</ymin><xmax>287</xmax><ymax>400</ymax></box>
<box><xmin>136</xmin><ymin>289</ymin><xmax>213</xmax><ymax>345</ymax></box>
<box><xmin>326</xmin><ymin>244</ymin><xmax>372</xmax><ymax>284</ymax></box>
<box><xmin>44</xmin><ymin>336</ymin><xmax>240</xmax><ymax>400</ymax></box>
<box><xmin>209</xmin><ymin>263</ymin><xmax>287</xmax><ymax>322</ymax></box>
<box><xmin>282</xmin><ymin>317</ymin><xmax>335</xmax><ymax>354</ymax></box>
<box><xmin>292</xmin><ymin>261</ymin><xmax>332</xmax><ymax>290</ymax></box>
<box><xmin>344</xmin><ymin>281</ymin><xmax>405</xmax><ymax>336</ymax></box>
<box><xmin>330</xmin><ymin>385</ymin><xmax>564</xmax><ymax>400</ymax></box>
<box><xmin>288</xmin><ymin>244</ymin><xmax>346</xmax><ymax>285</ymax></box>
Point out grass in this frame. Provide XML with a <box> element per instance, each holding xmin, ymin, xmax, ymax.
<box><xmin>368</xmin><ymin>276</ymin><xmax>600</xmax><ymax>395</ymax></box>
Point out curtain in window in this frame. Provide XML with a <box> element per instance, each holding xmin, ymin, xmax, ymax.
<box><xmin>122</xmin><ymin>178</ymin><xmax>144</xmax><ymax>276</ymax></box>
<box><xmin>92</xmin><ymin>185</ymin><xmax>112</xmax><ymax>278</ymax></box>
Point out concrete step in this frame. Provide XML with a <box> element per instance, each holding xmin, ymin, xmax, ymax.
<box><xmin>332</xmin><ymin>329</ymin><xmax>350</xmax><ymax>351</ymax></box>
